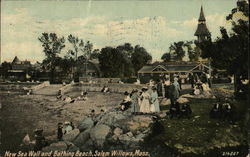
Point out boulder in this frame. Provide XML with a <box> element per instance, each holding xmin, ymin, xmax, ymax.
<box><xmin>113</xmin><ymin>127</ymin><xmax>123</xmax><ymax>136</ymax></box>
<box><xmin>73</xmin><ymin>129</ymin><xmax>91</xmax><ymax>147</ymax></box>
<box><xmin>80</xmin><ymin>139</ymin><xmax>94</xmax><ymax>151</ymax></box>
<box><xmin>97</xmin><ymin>111</ymin><xmax>127</xmax><ymax>126</ymax></box>
<box><xmin>63</xmin><ymin>129</ymin><xmax>80</xmax><ymax>142</ymax></box>
<box><xmin>67</xmin><ymin>144</ymin><xmax>80</xmax><ymax>152</ymax></box>
<box><xmin>90</xmin><ymin>124</ymin><xmax>111</xmax><ymax>147</ymax></box>
<box><xmin>78</xmin><ymin>117</ymin><xmax>94</xmax><ymax>132</ymax></box>
<box><xmin>42</xmin><ymin>141</ymin><xmax>67</xmax><ymax>152</ymax></box>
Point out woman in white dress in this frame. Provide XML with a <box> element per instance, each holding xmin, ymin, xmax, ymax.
<box><xmin>151</xmin><ymin>87</ymin><xmax>160</xmax><ymax>112</ymax></box>
<box><xmin>140</xmin><ymin>87</ymin><xmax>151</xmax><ymax>113</ymax></box>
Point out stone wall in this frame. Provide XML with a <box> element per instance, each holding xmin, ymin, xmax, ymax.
<box><xmin>65</xmin><ymin>83</ymin><xmax>143</xmax><ymax>94</ymax></box>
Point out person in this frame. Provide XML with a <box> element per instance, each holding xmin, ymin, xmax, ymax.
<box><xmin>57</xmin><ymin>90</ymin><xmax>62</xmax><ymax>99</ymax></box>
<box><xmin>64</xmin><ymin>95</ymin><xmax>72</xmax><ymax>103</ymax></box>
<box><xmin>173</xmin><ymin>77</ymin><xmax>181</xmax><ymax>96</ymax></box>
<box><xmin>177</xmin><ymin>76</ymin><xmax>182</xmax><ymax>90</ymax></box>
<box><xmin>101</xmin><ymin>85</ymin><xmax>110</xmax><ymax>93</ymax></box>
<box><xmin>180</xmin><ymin>103</ymin><xmax>192</xmax><ymax>118</ymax></box>
<box><xmin>206</xmin><ymin>72</ymin><xmax>211</xmax><ymax>88</ymax></box>
<box><xmin>189</xmin><ymin>73</ymin><xmax>195</xmax><ymax>88</ymax></box>
<box><xmin>57</xmin><ymin>122</ymin><xmax>64</xmax><ymax>141</ymax></box>
<box><xmin>210</xmin><ymin>103</ymin><xmax>223</xmax><ymax>119</ymax></box>
<box><xmin>169</xmin><ymin>101</ymin><xmax>180</xmax><ymax>119</ymax></box>
<box><xmin>151</xmin><ymin>87</ymin><xmax>160</xmax><ymax>113</ymax></box>
<box><xmin>131</xmin><ymin>89</ymin><xmax>140</xmax><ymax>114</ymax></box>
<box><xmin>149</xmin><ymin>79</ymin><xmax>155</xmax><ymax>88</ymax></box>
<box><xmin>34</xmin><ymin>129</ymin><xmax>47</xmax><ymax>151</ymax></box>
<box><xmin>81</xmin><ymin>92</ymin><xmax>88</xmax><ymax>101</ymax></box>
<box><xmin>193</xmin><ymin>85</ymin><xmax>201</xmax><ymax>95</ymax></box>
<box><xmin>64</xmin><ymin>121</ymin><xmax>73</xmax><ymax>134</ymax></box>
<box><xmin>156</xmin><ymin>79</ymin><xmax>163</xmax><ymax>97</ymax></box>
<box><xmin>200</xmin><ymin>72</ymin><xmax>208</xmax><ymax>84</ymax></box>
<box><xmin>168</xmin><ymin>81</ymin><xmax>179</xmax><ymax>106</ymax></box>
<box><xmin>120</xmin><ymin>91</ymin><xmax>132</xmax><ymax>111</ymax></box>
<box><xmin>196</xmin><ymin>79</ymin><xmax>203</xmax><ymax>91</ymax></box>
<box><xmin>223</xmin><ymin>103</ymin><xmax>232</xmax><ymax>121</ymax></box>
<box><xmin>140</xmin><ymin>87</ymin><xmax>151</xmax><ymax>113</ymax></box>
<box><xmin>164</xmin><ymin>78</ymin><xmax>171</xmax><ymax>99</ymax></box>
<box><xmin>27</xmin><ymin>89</ymin><xmax>32</xmax><ymax>95</ymax></box>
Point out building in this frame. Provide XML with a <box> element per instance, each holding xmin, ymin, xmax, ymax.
<box><xmin>7</xmin><ymin>56</ymin><xmax>32</xmax><ymax>81</ymax></box>
<box><xmin>194</xmin><ymin>6</ymin><xmax>211</xmax><ymax>43</ymax></box>
<box><xmin>138</xmin><ymin>62</ymin><xmax>212</xmax><ymax>83</ymax></box>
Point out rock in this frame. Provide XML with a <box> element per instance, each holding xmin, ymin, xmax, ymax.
<box><xmin>113</xmin><ymin>127</ymin><xmax>123</xmax><ymax>136</ymax></box>
<box><xmin>63</xmin><ymin>129</ymin><xmax>80</xmax><ymax>142</ymax></box>
<box><xmin>80</xmin><ymin>139</ymin><xmax>94</xmax><ymax>151</ymax></box>
<box><xmin>42</xmin><ymin>141</ymin><xmax>67</xmax><ymax>152</ymax></box>
<box><xmin>90</xmin><ymin>124</ymin><xmax>111</xmax><ymax>148</ymax></box>
<box><xmin>126</xmin><ymin>132</ymin><xmax>133</xmax><ymax>137</ymax></box>
<box><xmin>73</xmin><ymin>129</ymin><xmax>91</xmax><ymax>147</ymax></box>
<box><xmin>67</xmin><ymin>144</ymin><xmax>80</xmax><ymax>152</ymax></box>
<box><xmin>97</xmin><ymin>111</ymin><xmax>127</xmax><ymax>126</ymax></box>
<box><xmin>78</xmin><ymin>117</ymin><xmax>94</xmax><ymax>132</ymax></box>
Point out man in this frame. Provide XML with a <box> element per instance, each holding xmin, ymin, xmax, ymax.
<box><xmin>168</xmin><ymin>80</ymin><xmax>179</xmax><ymax>106</ymax></box>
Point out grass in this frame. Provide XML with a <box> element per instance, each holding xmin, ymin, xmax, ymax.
<box><xmin>156</xmin><ymin>98</ymin><xmax>248</xmax><ymax>155</ymax></box>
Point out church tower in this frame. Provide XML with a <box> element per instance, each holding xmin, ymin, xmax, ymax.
<box><xmin>194</xmin><ymin>6</ymin><xmax>211</xmax><ymax>43</ymax></box>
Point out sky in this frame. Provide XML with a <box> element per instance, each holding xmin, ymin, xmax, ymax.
<box><xmin>1</xmin><ymin>0</ymin><xmax>237</xmax><ymax>63</ymax></box>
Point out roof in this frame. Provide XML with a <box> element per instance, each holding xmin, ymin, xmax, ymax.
<box><xmin>12</xmin><ymin>56</ymin><xmax>21</xmax><ymax>64</ymax></box>
<box><xmin>194</xmin><ymin>23</ymin><xmax>210</xmax><ymax>36</ymax></box>
<box><xmin>138</xmin><ymin>63</ymin><xmax>211</xmax><ymax>73</ymax></box>
<box><xmin>199</xmin><ymin>6</ymin><xmax>206</xmax><ymax>21</ymax></box>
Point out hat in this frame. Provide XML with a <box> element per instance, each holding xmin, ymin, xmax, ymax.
<box><xmin>152</xmin><ymin>86</ymin><xmax>157</xmax><ymax>90</ymax></box>
<box><xmin>64</xmin><ymin>121</ymin><xmax>70</xmax><ymax>125</ymax></box>
<box><xmin>124</xmin><ymin>91</ymin><xmax>129</xmax><ymax>95</ymax></box>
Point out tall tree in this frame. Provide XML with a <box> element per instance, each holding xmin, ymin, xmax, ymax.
<box><xmin>38</xmin><ymin>33</ymin><xmax>65</xmax><ymax>82</ymax></box>
<box><xmin>161</xmin><ymin>52</ymin><xmax>171</xmax><ymax>62</ymax></box>
<box><xmin>184</xmin><ymin>41</ymin><xmax>201</xmax><ymax>62</ymax></box>
<box><xmin>131</xmin><ymin>45</ymin><xmax>152</xmax><ymax>73</ymax></box>
<box><xmin>169</xmin><ymin>41</ymin><xmax>185</xmax><ymax>61</ymax></box>
<box><xmin>199</xmin><ymin>0</ymin><xmax>249</xmax><ymax>96</ymax></box>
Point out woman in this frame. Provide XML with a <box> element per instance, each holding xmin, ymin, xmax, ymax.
<box><xmin>131</xmin><ymin>89</ymin><xmax>140</xmax><ymax>114</ymax></box>
<box><xmin>140</xmin><ymin>87</ymin><xmax>151</xmax><ymax>113</ymax></box>
<box><xmin>151</xmin><ymin>87</ymin><xmax>160</xmax><ymax>112</ymax></box>
<box><xmin>120</xmin><ymin>91</ymin><xmax>132</xmax><ymax>111</ymax></box>
<box><xmin>164</xmin><ymin>78</ymin><xmax>171</xmax><ymax>99</ymax></box>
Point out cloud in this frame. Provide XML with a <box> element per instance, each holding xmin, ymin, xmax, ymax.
<box><xmin>1</xmin><ymin>11</ymin><xmax>185</xmax><ymax>62</ymax></box>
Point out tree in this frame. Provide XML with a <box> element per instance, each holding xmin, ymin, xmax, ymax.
<box><xmin>161</xmin><ymin>53</ymin><xmax>171</xmax><ymax>62</ymax></box>
<box><xmin>199</xmin><ymin>0</ymin><xmax>249</xmax><ymax>96</ymax></box>
<box><xmin>90</xmin><ymin>49</ymin><xmax>100</xmax><ymax>60</ymax></box>
<box><xmin>98</xmin><ymin>47</ymin><xmax>124</xmax><ymax>77</ymax></box>
<box><xmin>38</xmin><ymin>33</ymin><xmax>65</xmax><ymax>82</ymax></box>
<box><xmin>131</xmin><ymin>45</ymin><xmax>152</xmax><ymax>73</ymax></box>
<box><xmin>169</xmin><ymin>41</ymin><xmax>185</xmax><ymax>61</ymax></box>
<box><xmin>0</xmin><ymin>61</ymin><xmax>12</xmax><ymax>78</ymax></box>
<box><xmin>184</xmin><ymin>41</ymin><xmax>201</xmax><ymax>62</ymax></box>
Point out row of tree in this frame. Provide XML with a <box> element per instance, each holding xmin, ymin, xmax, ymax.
<box><xmin>38</xmin><ymin>33</ymin><xmax>152</xmax><ymax>81</ymax></box>
<box><xmin>161</xmin><ymin>41</ymin><xmax>202</xmax><ymax>62</ymax></box>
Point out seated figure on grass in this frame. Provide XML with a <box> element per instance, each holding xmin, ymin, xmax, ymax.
<box><xmin>120</xmin><ymin>91</ymin><xmax>132</xmax><ymax>111</ymax></box>
<box><xmin>210</xmin><ymin>103</ymin><xmax>223</xmax><ymax>119</ymax></box>
<box><xmin>169</xmin><ymin>101</ymin><xmax>181</xmax><ymax>119</ymax></box>
<box><xmin>180</xmin><ymin>103</ymin><xmax>192</xmax><ymax>118</ymax></box>
<box><xmin>101</xmin><ymin>85</ymin><xmax>110</xmax><ymax>93</ymax></box>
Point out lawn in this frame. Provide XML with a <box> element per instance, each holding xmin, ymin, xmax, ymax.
<box><xmin>156</xmin><ymin>98</ymin><xmax>248</xmax><ymax>156</ymax></box>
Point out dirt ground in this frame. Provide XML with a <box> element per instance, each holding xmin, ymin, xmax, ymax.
<box><xmin>0</xmin><ymin>91</ymin><xmax>123</xmax><ymax>153</ymax></box>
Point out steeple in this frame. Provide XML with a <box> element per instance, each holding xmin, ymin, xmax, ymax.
<box><xmin>199</xmin><ymin>6</ymin><xmax>206</xmax><ymax>21</ymax></box>
<box><xmin>194</xmin><ymin>6</ymin><xmax>211</xmax><ymax>43</ymax></box>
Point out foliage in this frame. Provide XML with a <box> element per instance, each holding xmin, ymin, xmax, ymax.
<box><xmin>169</xmin><ymin>41</ymin><xmax>185</xmax><ymax>61</ymax></box>
<box><xmin>131</xmin><ymin>45</ymin><xmax>152</xmax><ymax>73</ymax></box>
<box><xmin>198</xmin><ymin>0</ymin><xmax>249</xmax><ymax>95</ymax></box>
<box><xmin>98</xmin><ymin>44</ymin><xmax>152</xmax><ymax>78</ymax></box>
<box><xmin>161</xmin><ymin>53</ymin><xmax>171</xmax><ymax>62</ymax></box>
<box><xmin>38</xmin><ymin>33</ymin><xmax>65</xmax><ymax>81</ymax></box>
